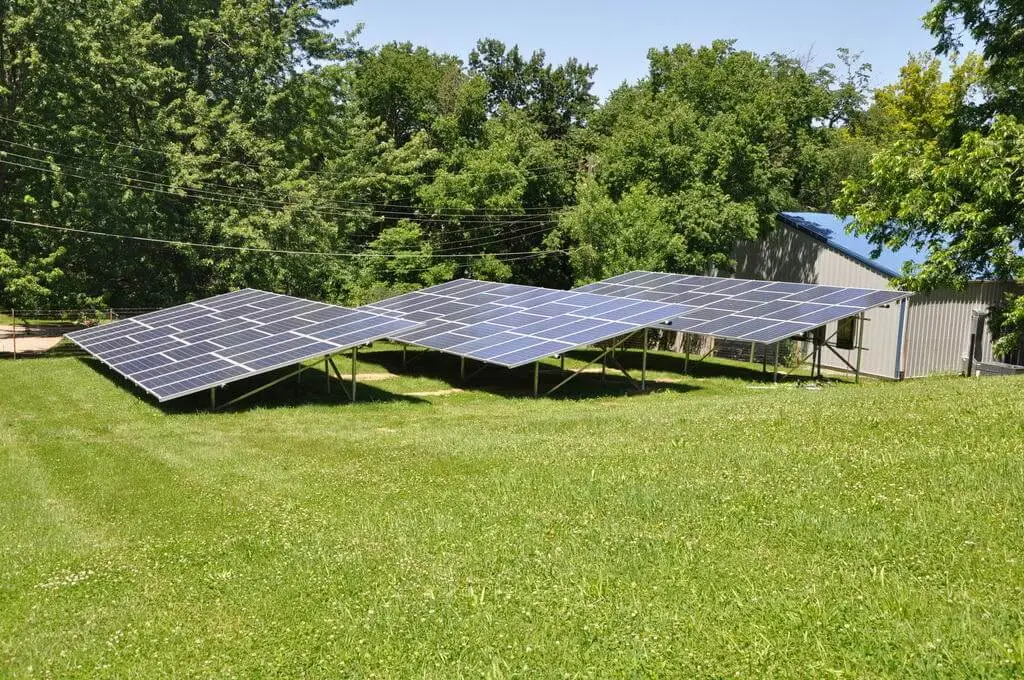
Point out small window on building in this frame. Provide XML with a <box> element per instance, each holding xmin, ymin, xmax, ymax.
<box><xmin>836</xmin><ymin>316</ymin><xmax>858</xmax><ymax>350</ymax></box>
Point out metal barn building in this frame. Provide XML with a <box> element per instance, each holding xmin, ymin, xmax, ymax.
<box><xmin>732</xmin><ymin>212</ymin><xmax>1021</xmax><ymax>378</ymax></box>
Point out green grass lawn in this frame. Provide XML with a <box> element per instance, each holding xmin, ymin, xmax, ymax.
<box><xmin>1</xmin><ymin>348</ymin><xmax>1022</xmax><ymax>677</ymax></box>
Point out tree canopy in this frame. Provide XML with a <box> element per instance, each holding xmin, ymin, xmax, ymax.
<box><xmin>839</xmin><ymin>0</ymin><xmax>1024</xmax><ymax>354</ymax></box>
<box><xmin>0</xmin><ymin>1</ymin><xmax>891</xmax><ymax>313</ymax></box>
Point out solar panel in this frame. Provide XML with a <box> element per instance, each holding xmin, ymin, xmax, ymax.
<box><xmin>65</xmin><ymin>289</ymin><xmax>421</xmax><ymax>401</ymax></box>
<box><xmin>576</xmin><ymin>271</ymin><xmax>911</xmax><ymax>344</ymax></box>
<box><xmin>363</xmin><ymin>280</ymin><xmax>693</xmax><ymax>368</ymax></box>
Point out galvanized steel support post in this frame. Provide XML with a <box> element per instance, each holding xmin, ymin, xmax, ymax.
<box><xmin>351</xmin><ymin>347</ymin><xmax>358</xmax><ymax>402</ymax></box>
<box><xmin>533</xmin><ymin>361</ymin><xmax>540</xmax><ymax>397</ymax></box>
<box><xmin>855</xmin><ymin>311</ymin><xmax>866</xmax><ymax>384</ymax></box>
<box><xmin>641</xmin><ymin>328</ymin><xmax>648</xmax><ymax>390</ymax></box>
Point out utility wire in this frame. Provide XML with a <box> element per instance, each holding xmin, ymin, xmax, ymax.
<box><xmin>0</xmin><ymin>114</ymin><xmax>576</xmax><ymax>212</ymax></box>
<box><xmin>0</xmin><ymin>217</ymin><xmax>570</xmax><ymax>261</ymax></box>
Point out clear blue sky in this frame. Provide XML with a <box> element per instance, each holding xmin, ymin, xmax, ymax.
<box><xmin>327</xmin><ymin>0</ymin><xmax>947</xmax><ymax>99</ymax></box>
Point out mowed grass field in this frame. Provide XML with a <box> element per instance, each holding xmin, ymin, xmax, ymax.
<box><xmin>1</xmin><ymin>347</ymin><xmax>1023</xmax><ymax>678</ymax></box>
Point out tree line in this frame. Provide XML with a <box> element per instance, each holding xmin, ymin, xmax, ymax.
<box><xmin>1</xmin><ymin>1</ymin><xmax>1020</xmax><ymax>350</ymax></box>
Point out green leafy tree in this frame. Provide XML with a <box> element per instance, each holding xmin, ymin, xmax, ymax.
<box><xmin>554</xmin><ymin>40</ymin><xmax>835</xmax><ymax>282</ymax></box>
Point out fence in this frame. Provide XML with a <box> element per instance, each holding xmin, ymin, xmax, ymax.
<box><xmin>1</xmin><ymin>308</ymin><xmax>159</xmax><ymax>358</ymax></box>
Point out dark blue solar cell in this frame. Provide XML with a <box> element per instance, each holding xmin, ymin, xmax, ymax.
<box><xmin>678</xmin><ymin>275</ymin><xmax>721</xmax><ymax>286</ymax></box>
<box><xmin>619</xmin><ymin>305</ymin><xmax>690</xmax><ymax>325</ymax></box>
<box><xmin>679</xmin><ymin>294</ymin><xmax>729</xmax><ymax>307</ymax></box>
<box><xmin>498</xmin><ymin>289</ymin><xmax>567</xmax><ymax>307</ymax></box>
<box><xmin>707</xmin><ymin>317</ymin><xmax>777</xmax><ymax>339</ymax></box>
<box><xmin>762</xmin><ymin>302</ymin><xmax>829</xmax><ymax>321</ymax></box>
<box><xmin>140</xmin><ymin>358</ymin><xmax>234</xmax><ymax>388</ymax></box>
<box><xmin>457</xmin><ymin>292</ymin><xmax>507</xmax><ymax>306</ymax></box>
<box><xmin>328</xmin><ymin>320</ymin><xmax>418</xmax><ymax>346</ymax></box>
<box><xmin>445</xmin><ymin>322</ymin><xmax>510</xmax><ymax>339</ymax></box>
<box><xmin>740</xmin><ymin>321</ymin><xmax>817</xmax><ymax>343</ymax></box>
<box><xmin>654</xmin><ymin>282</ymin><xmax>700</xmax><ymax>295</ymax></box>
<box><xmin>411</xmin><ymin>331</ymin><xmax>479</xmax><ymax>351</ymax></box>
<box><xmin>153</xmin><ymin>365</ymin><xmax>251</xmax><ymax>398</ymax></box>
<box><xmin>845</xmin><ymin>290</ymin><xmax>908</xmax><ymax>308</ymax></box>
<box><xmin>513</xmin><ymin>315</ymin><xmax>583</xmax><ymax>336</ymax></box>
<box><xmin>792</xmin><ymin>306</ymin><xmax>858</xmax><ymax>326</ymax></box>
<box><xmin>445</xmin><ymin>332</ymin><xmax>522</xmax><ymax>355</ymax></box>
<box><xmin>403</xmin><ymin>310</ymin><xmax>445</xmax><ymax>322</ymax></box>
<box><xmin>703</xmin><ymin>298</ymin><xmax>760</xmax><ymax>313</ymax></box>
<box><xmin>243</xmin><ymin>342</ymin><xmax>337</xmax><ymax>370</ymax></box>
<box><xmin>660</xmin><ymin>317</ymin><xmax>712</xmax><ymax>332</ymax></box>
<box><xmin>184</xmin><ymin>319</ymin><xmax>253</xmax><ymax>343</ymax></box>
<box><xmin>298</xmin><ymin>306</ymin><xmax>361</xmax><ymax>323</ymax></box>
<box><xmin>132</xmin><ymin>354</ymin><xmax>221</xmax><ymax>382</ymax></box>
<box><xmin>392</xmin><ymin>321</ymin><xmax>467</xmax><ymax>343</ymax></box>
<box><xmin>626</xmin><ymin>289</ymin><xmax>679</xmax><ymax>302</ymax></box>
<box><xmin>110</xmin><ymin>354</ymin><xmax>175</xmax><ymax>374</ymax></box>
<box><xmin>68</xmin><ymin>319</ymin><xmax>147</xmax><ymax>343</ymax></box>
<box><xmin>441</xmin><ymin>280</ymin><xmax>496</xmax><ymax>297</ymax></box>
<box><xmin>418</xmin><ymin>301</ymin><xmax>477</xmax><ymax>316</ymax></box>
<box><xmin>626</xmin><ymin>272</ymin><xmax>672</xmax><ymax>286</ymax></box>
<box><xmin>486</xmin><ymin>340</ymin><xmax>577</xmax><ymax>367</ymax></box>
<box><xmin>85</xmin><ymin>335</ymin><xmax>139</xmax><ymax>354</ymax></box>
<box><xmin>677</xmin><ymin>307</ymin><xmax>725</xmax><ymax>321</ymax></box>
<box><xmin>745</xmin><ymin>300</ymin><xmax>800</xmax><ymax>318</ymax></box>
<box><xmin>258</xmin><ymin>317</ymin><xmax>317</xmax><ymax>334</ymax></box>
<box><xmin>759</xmin><ymin>281</ymin><xmax>811</xmax><ymax>294</ymax></box>
<box><xmin>602</xmin><ymin>272</ymin><xmax>651</xmax><ymax>284</ymax></box>
<box><xmin>256</xmin><ymin>301</ymin><xmax>326</xmax><ymax>324</ymax></box>
<box><xmin>213</xmin><ymin>305</ymin><xmax>265</xmax><ymax>320</ymax></box>
<box><xmin>574</xmin><ymin>283</ymin><xmax>610</xmax><ymax>293</ymax></box>
<box><xmin>170</xmin><ymin>314</ymin><xmax>223</xmax><ymax>332</ymax></box>
<box><xmin>127</xmin><ymin>326</ymin><xmax>178</xmax><ymax>343</ymax></box>
<box><xmin>563</xmin><ymin>292</ymin><xmax>615</xmax><ymax>308</ymax></box>
<box><xmin>218</xmin><ymin>332</ymin><xmax>300</xmax><ymax>357</ymax></box>
<box><xmin>733</xmin><ymin>290</ymin><xmax>784</xmax><ymax>303</ymax></box>
<box><xmin>681</xmin><ymin>315</ymin><xmax>749</xmax><ymax>335</ymax></box>
<box><xmin>782</xmin><ymin>285</ymin><xmax>844</xmax><ymax>303</ymax></box>
<box><xmin>489</xmin><ymin>311</ymin><xmax>548</xmax><ymax>328</ymax></box>
<box><xmin>247</xmin><ymin>293</ymin><xmax>306</xmax><ymax>310</ymax></box>
<box><xmin>698</xmin><ymin>279</ymin><xmax>753</xmax><ymax>294</ymax></box>
<box><xmin>578</xmin><ymin>299</ymin><xmax>649</xmax><ymax>320</ymax></box>
<box><xmin>468</xmin><ymin>335</ymin><xmax>546</xmax><ymax>361</ymax></box>
<box><xmin>807</xmin><ymin>288</ymin><xmax>874</xmax><ymax>305</ymax></box>
<box><xmin>556</xmin><ymin>322</ymin><xmax>636</xmax><ymax>346</ymax></box>
<box><xmin>525</xmin><ymin>301</ymin><xmax>586</xmax><ymax>317</ymax></box>
<box><xmin>197</xmin><ymin>290</ymin><xmax>266</xmax><ymax>310</ymax></box>
<box><xmin>102</xmin><ymin>340</ymin><xmax>185</xmax><ymax>364</ymax></box>
<box><xmin>212</xmin><ymin>328</ymin><xmax>275</xmax><ymax>348</ymax></box>
<box><xmin>132</xmin><ymin>303</ymin><xmax>207</xmax><ymax>325</ymax></box>
<box><xmin>538</xmin><ymin>318</ymin><xmax>606</xmax><ymax>340</ymax></box>
<box><xmin>163</xmin><ymin>341</ymin><xmax>223</xmax><ymax>361</ymax></box>
<box><xmin>232</xmin><ymin>337</ymin><xmax>325</xmax><ymax>365</ymax></box>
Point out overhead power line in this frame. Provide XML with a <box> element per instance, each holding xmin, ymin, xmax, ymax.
<box><xmin>0</xmin><ymin>217</ymin><xmax>570</xmax><ymax>262</ymax></box>
<box><xmin>0</xmin><ymin>114</ymin><xmax>576</xmax><ymax>214</ymax></box>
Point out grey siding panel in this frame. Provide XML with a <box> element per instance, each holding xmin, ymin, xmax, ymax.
<box><xmin>733</xmin><ymin>223</ymin><xmax>903</xmax><ymax>379</ymax></box>
<box><xmin>734</xmin><ymin>222</ymin><xmax>1020</xmax><ymax>378</ymax></box>
<box><xmin>904</xmin><ymin>283</ymin><xmax>1014</xmax><ymax>376</ymax></box>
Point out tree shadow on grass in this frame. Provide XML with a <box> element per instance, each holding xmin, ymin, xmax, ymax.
<box><xmin>77</xmin><ymin>357</ymin><xmax>427</xmax><ymax>414</ymax></box>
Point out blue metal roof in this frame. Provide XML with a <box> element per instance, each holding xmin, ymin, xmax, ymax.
<box><xmin>778</xmin><ymin>212</ymin><xmax>927</xmax><ymax>279</ymax></box>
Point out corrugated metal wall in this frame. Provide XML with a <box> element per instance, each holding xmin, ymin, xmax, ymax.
<box><xmin>733</xmin><ymin>224</ymin><xmax>902</xmax><ymax>379</ymax></box>
<box><xmin>904</xmin><ymin>283</ymin><xmax>1014</xmax><ymax>376</ymax></box>
<box><xmin>733</xmin><ymin>223</ymin><xmax>1021</xmax><ymax>378</ymax></box>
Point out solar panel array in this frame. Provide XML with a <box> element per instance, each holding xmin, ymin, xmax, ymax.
<box><xmin>65</xmin><ymin>289</ymin><xmax>420</xmax><ymax>401</ymax></box>
<box><xmin>576</xmin><ymin>271</ymin><xmax>911</xmax><ymax>344</ymax></box>
<box><xmin>363</xmin><ymin>279</ymin><xmax>693</xmax><ymax>367</ymax></box>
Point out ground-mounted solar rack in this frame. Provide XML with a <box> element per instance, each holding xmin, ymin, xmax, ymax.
<box><xmin>65</xmin><ymin>289</ymin><xmax>420</xmax><ymax>409</ymax></box>
<box><xmin>576</xmin><ymin>271</ymin><xmax>913</xmax><ymax>382</ymax></box>
<box><xmin>363</xmin><ymin>279</ymin><xmax>696</xmax><ymax>396</ymax></box>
